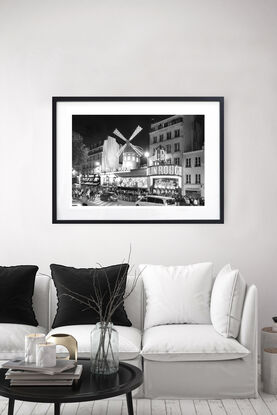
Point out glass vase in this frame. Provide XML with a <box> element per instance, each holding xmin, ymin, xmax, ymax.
<box><xmin>90</xmin><ymin>322</ymin><xmax>119</xmax><ymax>375</ymax></box>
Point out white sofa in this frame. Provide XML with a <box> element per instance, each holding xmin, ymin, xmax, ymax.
<box><xmin>0</xmin><ymin>273</ymin><xmax>258</xmax><ymax>399</ymax></box>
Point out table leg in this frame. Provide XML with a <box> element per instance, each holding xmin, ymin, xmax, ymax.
<box><xmin>126</xmin><ymin>392</ymin><xmax>134</xmax><ymax>415</ymax></box>
<box><xmin>8</xmin><ymin>399</ymin><xmax>14</xmax><ymax>415</ymax></box>
<box><xmin>54</xmin><ymin>403</ymin><xmax>60</xmax><ymax>415</ymax></box>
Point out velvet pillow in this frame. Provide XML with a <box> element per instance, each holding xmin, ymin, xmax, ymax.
<box><xmin>0</xmin><ymin>265</ymin><xmax>38</xmax><ymax>326</ymax></box>
<box><xmin>50</xmin><ymin>263</ymin><xmax>132</xmax><ymax>328</ymax></box>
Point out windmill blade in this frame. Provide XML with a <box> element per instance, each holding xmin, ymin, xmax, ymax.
<box><xmin>135</xmin><ymin>145</ymin><xmax>145</xmax><ymax>156</ymax></box>
<box><xmin>129</xmin><ymin>143</ymin><xmax>144</xmax><ymax>157</ymax></box>
<box><xmin>117</xmin><ymin>144</ymin><xmax>126</xmax><ymax>157</ymax></box>
<box><xmin>129</xmin><ymin>125</ymin><xmax>143</xmax><ymax>142</ymax></box>
<box><xmin>113</xmin><ymin>129</ymin><xmax>128</xmax><ymax>142</ymax></box>
<box><xmin>129</xmin><ymin>143</ymin><xmax>144</xmax><ymax>156</ymax></box>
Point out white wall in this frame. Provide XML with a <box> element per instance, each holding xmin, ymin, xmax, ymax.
<box><xmin>0</xmin><ymin>0</ymin><xmax>276</xmax><ymax>333</ymax></box>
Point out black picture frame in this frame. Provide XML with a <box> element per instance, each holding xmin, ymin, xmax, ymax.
<box><xmin>52</xmin><ymin>96</ymin><xmax>224</xmax><ymax>224</ymax></box>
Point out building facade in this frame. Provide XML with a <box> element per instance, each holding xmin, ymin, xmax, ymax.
<box><xmin>101</xmin><ymin>136</ymin><xmax>120</xmax><ymax>172</ymax></box>
<box><xmin>149</xmin><ymin>115</ymin><xmax>203</xmax><ymax>166</ymax></box>
<box><xmin>148</xmin><ymin>115</ymin><xmax>204</xmax><ymax>196</ymax></box>
<box><xmin>82</xmin><ymin>136</ymin><xmax>120</xmax><ymax>175</ymax></box>
<box><xmin>81</xmin><ymin>140</ymin><xmax>104</xmax><ymax>175</ymax></box>
<box><xmin>121</xmin><ymin>145</ymin><xmax>141</xmax><ymax>171</ymax></box>
<box><xmin>146</xmin><ymin>164</ymin><xmax>182</xmax><ymax>195</ymax></box>
<box><xmin>182</xmin><ymin>148</ymin><xmax>204</xmax><ymax>199</ymax></box>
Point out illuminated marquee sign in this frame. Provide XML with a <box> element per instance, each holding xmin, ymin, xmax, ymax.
<box><xmin>147</xmin><ymin>165</ymin><xmax>182</xmax><ymax>176</ymax></box>
<box><xmin>81</xmin><ymin>174</ymin><xmax>100</xmax><ymax>186</ymax></box>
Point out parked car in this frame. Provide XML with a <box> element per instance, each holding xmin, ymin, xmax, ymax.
<box><xmin>100</xmin><ymin>192</ymin><xmax>118</xmax><ymax>202</ymax></box>
<box><xmin>136</xmin><ymin>195</ymin><xmax>176</xmax><ymax>206</ymax></box>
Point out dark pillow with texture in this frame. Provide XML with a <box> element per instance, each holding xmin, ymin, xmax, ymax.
<box><xmin>50</xmin><ymin>263</ymin><xmax>132</xmax><ymax>328</ymax></box>
<box><xmin>0</xmin><ymin>265</ymin><xmax>38</xmax><ymax>326</ymax></box>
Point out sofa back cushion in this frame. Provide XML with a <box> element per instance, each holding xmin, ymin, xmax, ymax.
<box><xmin>50</xmin><ymin>263</ymin><xmax>132</xmax><ymax>328</ymax></box>
<box><xmin>124</xmin><ymin>274</ymin><xmax>143</xmax><ymax>330</ymax></box>
<box><xmin>210</xmin><ymin>264</ymin><xmax>246</xmax><ymax>338</ymax></box>
<box><xmin>33</xmin><ymin>273</ymin><xmax>51</xmax><ymax>329</ymax></box>
<box><xmin>49</xmin><ymin>274</ymin><xmax>143</xmax><ymax>330</ymax></box>
<box><xmin>0</xmin><ymin>265</ymin><xmax>39</xmax><ymax>326</ymax></box>
<box><xmin>140</xmin><ymin>263</ymin><xmax>213</xmax><ymax>330</ymax></box>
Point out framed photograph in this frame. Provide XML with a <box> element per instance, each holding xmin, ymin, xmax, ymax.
<box><xmin>52</xmin><ymin>97</ymin><xmax>224</xmax><ymax>223</ymax></box>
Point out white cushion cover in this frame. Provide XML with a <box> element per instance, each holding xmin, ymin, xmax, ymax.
<box><xmin>142</xmin><ymin>324</ymin><xmax>250</xmax><ymax>361</ymax></box>
<box><xmin>47</xmin><ymin>325</ymin><xmax>141</xmax><ymax>361</ymax></box>
<box><xmin>211</xmin><ymin>264</ymin><xmax>246</xmax><ymax>338</ymax></box>
<box><xmin>140</xmin><ymin>263</ymin><xmax>213</xmax><ymax>330</ymax></box>
<box><xmin>33</xmin><ymin>274</ymin><xmax>51</xmax><ymax>329</ymax></box>
<box><xmin>0</xmin><ymin>324</ymin><xmax>47</xmax><ymax>360</ymax></box>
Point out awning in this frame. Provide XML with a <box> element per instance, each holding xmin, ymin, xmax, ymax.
<box><xmin>115</xmin><ymin>167</ymin><xmax>147</xmax><ymax>178</ymax></box>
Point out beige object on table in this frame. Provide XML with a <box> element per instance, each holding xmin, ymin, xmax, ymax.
<box><xmin>263</xmin><ymin>348</ymin><xmax>277</xmax><ymax>394</ymax></box>
<box><xmin>46</xmin><ymin>333</ymin><xmax>78</xmax><ymax>361</ymax></box>
<box><xmin>261</xmin><ymin>327</ymin><xmax>277</xmax><ymax>380</ymax></box>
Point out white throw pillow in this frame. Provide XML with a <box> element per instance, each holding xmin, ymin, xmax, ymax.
<box><xmin>140</xmin><ymin>263</ymin><xmax>213</xmax><ymax>330</ymax></box>
<box><xmin>210</xmin><ymin>264</ymin><xmax>246</xmax><ymax>338</ymax></box>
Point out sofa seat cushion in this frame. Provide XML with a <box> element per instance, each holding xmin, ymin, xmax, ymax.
<box><xmin>142</xmin><ymin>325</ymin><xmax>250</xmax><ymax>362</ymax></box>
<box><xmin>47</xmin><ymin>325</ymin><xmax>141</xmax><ymax>361</ymax></box>
<box><xmin>0</xmin><ymin>323</ymin><xmax>47</xmax><ymax>360</ymax></box>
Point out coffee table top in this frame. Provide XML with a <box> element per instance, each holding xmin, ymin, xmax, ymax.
<box><xmin>0</xmin><ymin>360</ymin><xmax>143</xmax><ymax>403</ymax></box>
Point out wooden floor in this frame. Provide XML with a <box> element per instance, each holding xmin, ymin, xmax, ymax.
<box><xmin>1</xmin><ymin>392</ymin><xmax>277</xmax><ymax>415</ymax></box>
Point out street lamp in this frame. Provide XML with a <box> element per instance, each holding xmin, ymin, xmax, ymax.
<box><xmin>144</xmin><ymin>151</ymin><xmax>150</xmax><ymax>168</ymax></box>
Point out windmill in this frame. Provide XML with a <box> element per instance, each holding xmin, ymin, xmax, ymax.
<box><xmin>113</xmin><ymin>126</ymin><xmax>144</xmax><ymax>170</ymax></box>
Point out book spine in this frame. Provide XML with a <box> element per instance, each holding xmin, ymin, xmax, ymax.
<box><xmin>10</xmin><ymin>381</ymin><xmax>73</xmax><ymax>386</ymax></box>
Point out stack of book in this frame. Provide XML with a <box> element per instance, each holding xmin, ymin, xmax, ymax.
<box><xmin>3</xmin><ymin>359</ymin><xmax>83</xmax><ymax>386</ymax></box>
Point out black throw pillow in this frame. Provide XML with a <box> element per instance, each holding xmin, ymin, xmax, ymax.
<box><xmin>0</xmin><ymin>265</ymin><xmax>38</xmax><ymax>326</ymax></box>
<box><xmin>50</xmin><ymin>263</ymin><xmax>132</xmax><ymax>328</ymax></box>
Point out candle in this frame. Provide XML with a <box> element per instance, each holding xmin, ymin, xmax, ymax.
<box><xmin>25</xmin><ymin>333</ymin><xmax>46</xmax><ymax>363</ymax></box>
<box><xmin>36</xmin><ymin>343</ymin><xmax>56</xmax><ymax>367</ymax></box>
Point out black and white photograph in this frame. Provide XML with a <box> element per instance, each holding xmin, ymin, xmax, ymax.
<box><xmin>53</xmin><ymin>97</ymin><xmax>223</xmax><ymax>223</ymax></box>
<box><xmin>72</xmin><ymin>114</ymin><xmax>205</xmax><ymax>208</ymax></box>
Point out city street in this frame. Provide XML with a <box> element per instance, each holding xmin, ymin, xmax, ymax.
<box><xmin>73</xmin><ymin>198</ymin><xmax>136</xmax><ymax>207</ymax></box>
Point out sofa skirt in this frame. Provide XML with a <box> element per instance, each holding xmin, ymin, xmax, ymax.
<box><xmin>143</xmin><ymin>356</ymin><xmax>258</xmax><ymax>399</ymax></box>
<box><xmin>122</xmin><ymin>356</ymin><xmax>143</xmax><ymax>398</ymax></box>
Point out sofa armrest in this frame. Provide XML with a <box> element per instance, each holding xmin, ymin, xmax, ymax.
<box><xmin>237</xmin><ymin>285</ymin><xmax>258</xmax><ymax>353</ymax></box>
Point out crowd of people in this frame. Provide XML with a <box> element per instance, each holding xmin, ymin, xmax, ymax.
<box><xmin>72</xmin><ymin>185</ymin><xmax>204</xmax><ymax>206</ymax></box>
<box><xmin>72</xmin><ymin>186</ymin><xmax>98</xmax><ymax>205</ymax></box>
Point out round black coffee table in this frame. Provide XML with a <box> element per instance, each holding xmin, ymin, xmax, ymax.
<box><xmin>0</xmin><ymin>360</ymin><xmax>143</xmax><ymax>415</ymax></box>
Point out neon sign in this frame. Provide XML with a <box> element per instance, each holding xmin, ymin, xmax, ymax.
<box><xmin>147</xmin><ymin>165</ymin><xmax>182</xmax><ymax>176</ymax></box>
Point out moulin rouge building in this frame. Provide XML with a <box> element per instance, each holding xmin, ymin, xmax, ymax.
<box><xmin>77</xmin><ymin>114</ymin><xmax>204</xmax><ymax>198</ymax></box>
